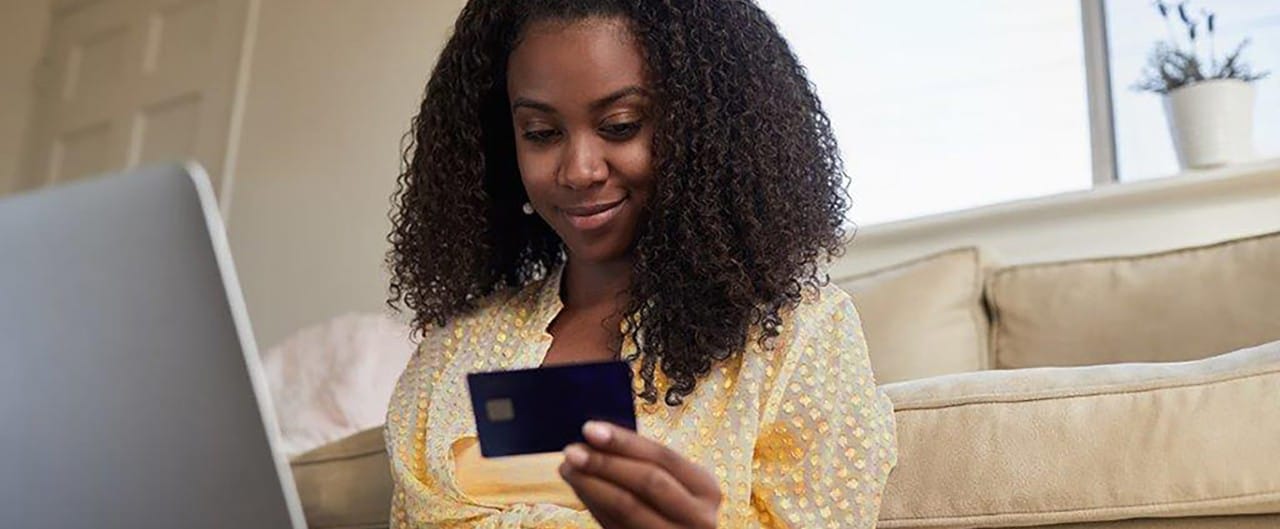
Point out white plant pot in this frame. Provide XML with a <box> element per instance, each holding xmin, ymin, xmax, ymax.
<box><xmin>1163</xmin><ymin>79</ymin><xmax>1256</xmax><ymax>170</ymax></box>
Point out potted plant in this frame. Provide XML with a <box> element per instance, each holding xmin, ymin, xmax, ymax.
<box><xmin>1134</xmin><ymin>1</ymin><xmax>1269</xmax><ymax>170</ymax></box>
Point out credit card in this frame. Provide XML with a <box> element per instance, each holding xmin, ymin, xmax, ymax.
<box><xmin>466</xmin><ymin>360</ymin><xmax>637</xmax><ymax>458</ymax></box>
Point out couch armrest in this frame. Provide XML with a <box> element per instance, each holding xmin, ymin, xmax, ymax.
<box><xmin>290</xmin><ymin>427</ymin><xmax>392</xmax><ymax>529</ymax></box>
<box><xmin>877</xmin><ymin>340</ymin><xmax>1280</xmax><ymax>528</ymax></box>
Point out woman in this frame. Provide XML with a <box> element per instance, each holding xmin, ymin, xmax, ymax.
<box><xmin>385</xmin><ymin>1</ymin><xmax>897</xmax><ymax>527</ymax></box>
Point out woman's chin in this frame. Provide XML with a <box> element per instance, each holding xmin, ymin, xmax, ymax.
<box><xmin>563</xmin><ymin>238</ymin><xmax>633</xmax><ymax>265</ymax></box>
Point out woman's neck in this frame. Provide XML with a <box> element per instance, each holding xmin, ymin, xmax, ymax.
<box><xmin>561</xmin><ymin>254</ymin><xmax>633</xmax><ymax>311</ymax></box>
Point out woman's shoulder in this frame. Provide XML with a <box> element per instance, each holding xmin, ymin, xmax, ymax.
<box><xmin>414</xmin><ymin>273</ymin><xmax>554</xmax><ymax>347</ymax></box>
<box><xmin>750</xmin><ymin>282</ymin><xmax>863</xmax><ymax>369</ymax></box>
<box><xmin>764</xmin><ymin>282</ymin><xmax>867</xmax><ymax>369</ymax></box>
<box><xmin>788</xmin><ymin>281</ymin><xmax>861</xmax><ymax>329</ymax></box>
<box><xmin>393</xmin><ymin>276</ymin><xmax>551</xmax><ymax>402</ymax></box>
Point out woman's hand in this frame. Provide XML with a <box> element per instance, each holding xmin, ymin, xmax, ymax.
<box><xmin>559</xmin><ymin>421</ymin><xmax>722</xmax><ymax>529</ymax></box>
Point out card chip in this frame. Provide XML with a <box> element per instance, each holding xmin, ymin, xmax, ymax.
<box><xmin>485</xmin><ymin>398</ymin><xmax>515</xmax><ymax>422</ymax></box>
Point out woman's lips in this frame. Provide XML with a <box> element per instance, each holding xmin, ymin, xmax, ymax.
<box><xmin>561</xmin><ymin>198</ymin><xmax>626</xmax><ymax>231</ymax></box>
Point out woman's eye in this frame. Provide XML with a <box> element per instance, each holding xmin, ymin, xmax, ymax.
<box><xmin>600</xmin><ymin>122</ymin><xmax>641</xmax><ymax>139</ymax></box>
<box><xmin>522</xmin><ymin>129</ymin><xmax>560</xmax><ymax>143</ymax></box>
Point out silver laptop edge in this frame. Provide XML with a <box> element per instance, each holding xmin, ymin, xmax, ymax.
<box><xmin>184</xmin><ymin>161</ymin><xmax>307</xmax><ymax>529</ymax></box>
<box><xmin>0</xmin><ymin>162</ymin><xmax>307</xmax><ymax>528</ymax></box>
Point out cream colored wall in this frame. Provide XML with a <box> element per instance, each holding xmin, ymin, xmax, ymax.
<box><xmin>0</xmin><ymin>0</ymin><xmax>51</xmax><ymax>193</ymax></box>
<box><xmin>226</xmin><ymin>0</ymin><xmax>464</xmax><ymax>348</ymax></box>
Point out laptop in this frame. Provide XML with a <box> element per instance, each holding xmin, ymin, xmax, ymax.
<box><xmin>0</xmin><ymin>163</ymin><xmax>306</xmax><ymax>529</ymax></box>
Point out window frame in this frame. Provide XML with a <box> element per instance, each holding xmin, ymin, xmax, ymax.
<box><xmin>1081</xmin><ymin>0</ymin><xmax>1120</xmax><ymax>186</ymax></box>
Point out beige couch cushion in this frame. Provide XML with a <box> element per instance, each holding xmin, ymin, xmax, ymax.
<box><xmin>837</xmin><ymin>247</ymin><xmax>990</xmax><ymax>383</ymax></box>
<box><xmin>988</xmin><ymin>229</ymin><xmax>1280</xmax><ymax>369</ymax></box>
<box><xmin>878</xmin><ymin>339</ymin><xmax>1280</xmax><ymax>528</ymax></box>
<box><xmin>292</xmin><ymin>343</ymin><xmax>1280</xmax><ymax>529</ymax></box>
<box><xmin>1020</xmin><ymin>514</ymin><xmax>1280</xmax><ymax>528</ymax></box>
<box><xmin>290</xmin><ymin>427</ymin><xmax>392</xmax><ymax>529</ymax></box>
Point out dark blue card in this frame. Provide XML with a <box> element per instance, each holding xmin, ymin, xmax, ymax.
<box><xmin>466</xmin><ymin>361</ymin><xmax>638</xmax><ymax>458</ymax></box>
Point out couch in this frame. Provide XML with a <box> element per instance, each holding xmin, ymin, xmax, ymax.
<box><xmin>289</xmin><ymin>228</ymin><xmax>1280</xmax><ymax>528</ymax></box>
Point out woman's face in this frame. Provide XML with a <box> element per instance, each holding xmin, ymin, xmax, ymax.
<box><xmin>507</xmin><ymin>17</ymin><xmax>655</xmax><ymax>265</ymax></box>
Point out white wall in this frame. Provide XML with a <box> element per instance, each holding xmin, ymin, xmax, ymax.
<box><xmin>227</xmin><ymin>0</ymin><xmax>464</xmax><ymax>348</ymax></box>
<box><xmin>0</xmin><ymin>0</ymin><xmax>51</xmax><ymax>193</ymax></box>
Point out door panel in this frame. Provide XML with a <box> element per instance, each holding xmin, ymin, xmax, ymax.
<box><xmin>20</xmin><ymin>0</ymin><xmax>249</xmax><ymax>204</ymax></box>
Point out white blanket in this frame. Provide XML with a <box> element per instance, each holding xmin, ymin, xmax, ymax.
<box><xmin>261</xmin><ymin>313</ymin><xmax>415</xmax><ymax>456</ymax></box>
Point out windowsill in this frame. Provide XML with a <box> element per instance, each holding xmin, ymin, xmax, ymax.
<box><xmin>855</xmin><ymin>157</ymin><xmax>1280</xmax><ymax>240</ymax></box>
<box><xmin>829</xmin><ymin>156</ymin><xmax>1280</xmax><ymax>278</ymax></box>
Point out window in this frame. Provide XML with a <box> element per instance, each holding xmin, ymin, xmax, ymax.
<box><xmin>1105</xmin><ymin>1</ymin><xmax>1280</xmax><ymax>181</ymax></box>
<box><xmin>757</xmin><ymin>1</ymin><xmax>1280</xmax><ymax>225</ymax></box>
<box><xmin>759</xmin><ymin>0</ymin><xmax>1093</xmax><ymax>225</ymax></box>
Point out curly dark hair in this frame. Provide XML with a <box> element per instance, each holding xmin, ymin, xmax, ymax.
<box><xmin>387</xmin><ymin>0</ymin><xmax>849</xmax><ymax>405</ymax></box>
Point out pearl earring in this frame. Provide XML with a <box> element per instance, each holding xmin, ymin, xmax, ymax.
<box><xmin>521</xmin><ymin>202</ymin><xmax>534</xmax><ymax>215</ymax></box>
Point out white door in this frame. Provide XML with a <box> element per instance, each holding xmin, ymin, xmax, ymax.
<box><xmin>18</xmin><ymin>0</ymin><xmax>250</xmax><ymax>204</ymax></box>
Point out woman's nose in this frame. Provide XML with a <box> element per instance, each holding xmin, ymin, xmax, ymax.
<box><xmin>559</xmin><ymin>135</ymin><xmax>608</xmax><ymax>190</ymax></box>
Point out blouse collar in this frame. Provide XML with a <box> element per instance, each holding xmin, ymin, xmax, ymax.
<box><xmin>520</xmin><ymin>259</ymin><xmax>641</xmax><ymax>358</ymax></box>
<box><xmin>521</xmin><ymin>259</ymin><xmax>656</xmax><ymax>404</ymax></box>
<box><xmin>528</xmin><ymin>260</ymin><xmax>566</xmax><ymax>339</ymax></box>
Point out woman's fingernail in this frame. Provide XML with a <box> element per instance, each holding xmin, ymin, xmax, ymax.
<box><xmin>583</xmin><ymin>421</ymin><xmax>612</xmax><ymax>443</ymax></box>
<box><xmin>564</xmin><ymin>444</ymin><xmax>589</xmax><ymax>467</ymax></box>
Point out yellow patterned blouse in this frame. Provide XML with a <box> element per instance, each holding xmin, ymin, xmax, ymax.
<box><xmin>386</xmin><ymin>264</ymin><xmax>898</xmax><ymax>528</ymax></box>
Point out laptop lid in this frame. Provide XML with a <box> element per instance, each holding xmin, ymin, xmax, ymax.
<box><xmin>0</xmin><ymin>163</ymin><xmax>306</xmax><ymax>529</ymax></box>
